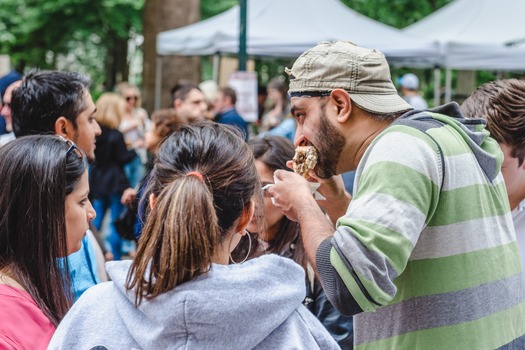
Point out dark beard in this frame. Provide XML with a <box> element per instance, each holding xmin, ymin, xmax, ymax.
<box><xmin>315</xmin><ymin>107</ymin><xmax>346</xmax><ymax>179</ymax></box>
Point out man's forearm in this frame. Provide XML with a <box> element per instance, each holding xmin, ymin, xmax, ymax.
<box><xmin>296</xmin><ymin>196</ymin><xmax>335</xmax><ymax>272</ymax></box>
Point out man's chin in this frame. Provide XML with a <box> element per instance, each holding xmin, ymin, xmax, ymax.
<box><xmin>315</xmin><ymin>163</ymin><xmax>337</xmax><ymax>179</ymax></box>
<box><xmin>316</xmin><ymin>170</ymin><xmax>334</xmax><ymax>179</ymax></box>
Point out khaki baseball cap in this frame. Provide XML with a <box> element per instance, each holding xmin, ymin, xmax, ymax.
<box><xmin>286</xmin><ymin>41</ymin><xmax>413</xmax><ymax>114</ymax></box>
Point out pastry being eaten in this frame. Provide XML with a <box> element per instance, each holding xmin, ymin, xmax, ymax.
<box><xmin>293</xmin><ymin>146</ymin><xmax>318</xmax><ymax>178</ymax></box>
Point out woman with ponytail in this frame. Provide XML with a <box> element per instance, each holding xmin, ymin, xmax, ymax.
<box><xmin>49</xmin><ymin>123</ymin><xmax>339</xmax><ymax>350</ymax></box>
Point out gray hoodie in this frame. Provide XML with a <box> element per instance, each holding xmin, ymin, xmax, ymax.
<box><xmin>49</xmin><ymin>254</ymin><xmax>340</xmax><ymax>349</ymax></box>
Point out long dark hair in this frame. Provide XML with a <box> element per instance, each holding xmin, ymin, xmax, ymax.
<box><xmin>248</xmin><ymin>135</ymin><xmax>307</xmax><ymax>269</ymax></box>
<box><xmin>0</xmin><ymin>135</ymin><xmax>87</xmax><ymax>325</ymax></box>
<box><xmin>127</xmin><ymin>122</ymin><xmax>260</xmax><ymax>304</ymax></box>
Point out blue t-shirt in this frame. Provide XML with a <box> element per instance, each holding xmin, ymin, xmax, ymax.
<box><xmin>64</xmin><ymin>235</ymin><xmax>100</xmax><ymax>300</ymax></box>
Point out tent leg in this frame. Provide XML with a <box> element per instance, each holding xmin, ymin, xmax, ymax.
<box><xmin>213</xmin><ymin>53</ymin><xmax>221</xmax><ymax>84</ymax></box>
<box><xmin>155</xmin><ymin>56</ymin><xmax>163</xmax><ymax>110</ymax></box>
<box><xmin>433</xmin><ymin>67</ymin><xmax>441</xmax><ymax>107</ymax></box>
<box><xmin>445</xmin><ymin>68</ymin><xmax>452</xmax><ymax>103</ymax></box>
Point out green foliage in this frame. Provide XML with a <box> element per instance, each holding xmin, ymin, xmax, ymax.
<box><xmin>339</xmin><ymin>0</ymin><xmax>453</xmax><ymax>28</ymax></box>
<box><xmin>0</xmin><ymin>0</ymin><xmax>143</xmax><ymax>89</ymax></box>
<box><xmin>201</xmin><ymin>0</ymin><xmax>238</xmax><ymax>20</ymax></box>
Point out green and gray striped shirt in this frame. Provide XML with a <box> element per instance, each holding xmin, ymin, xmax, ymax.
<box><xmin>317</xmin><ymin>103</ymin><xmax>525</xmax><ymax>349</ymax></box>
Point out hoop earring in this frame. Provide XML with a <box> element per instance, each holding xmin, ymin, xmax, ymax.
<box><xmin>229</xmin><ymin>230</ymin><xmax>252</xmax><ymax>264</ymax></box>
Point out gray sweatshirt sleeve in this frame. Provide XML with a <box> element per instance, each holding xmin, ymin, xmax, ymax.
<box><xmin>316</xmin><ymin>238</ymin><xmax>363</xmax><ymax>316</ymax></box>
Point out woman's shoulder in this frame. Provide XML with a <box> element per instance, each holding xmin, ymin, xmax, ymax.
<box><xmin>0</xmin><ymin>285</ymin><xmax>55</xmax><ymax>349</ymax></box>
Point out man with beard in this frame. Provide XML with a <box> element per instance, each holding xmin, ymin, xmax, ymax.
<box><xmin>268</xmin><ymin>41</ymin><xmax>525</xmax><ymax>349</ymax></box>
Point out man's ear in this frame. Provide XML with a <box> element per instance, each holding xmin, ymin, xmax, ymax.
<box><xmin>174</xmin><ymin>99</ymin><xmax>182</xmax><ymax>110</ymax></box>
<box><xmin>55</xmin><ymin>116</ymin><xmax>73</xmax><ymax>139</ymax></box>
<box><xmin>330</xmin><ymin>89</ymin><xmax>352</xmax><ymax>124</ymax></box>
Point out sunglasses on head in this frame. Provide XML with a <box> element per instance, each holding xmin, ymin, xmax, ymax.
<box><xmin>58</xmin><ymin>136</ymin><xmax>83</xmax><ymax>159</ymax></box>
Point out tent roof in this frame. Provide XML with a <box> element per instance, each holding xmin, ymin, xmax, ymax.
<box><xmin>404</xmin><ymin>0</ymin><xmax>525</xmax><ymax>70</ymax></box>
<box><xmin>404</xmin><ymin>0</ymin><xmax>525</xmax><ymax>45</ymax></box>
<box><xmin>157</xmin><ymin>0</ymin><xmax>440</xmax><ymax>66</ymax></box>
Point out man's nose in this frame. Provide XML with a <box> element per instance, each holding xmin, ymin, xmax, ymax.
<box><xmin>294</xmin><ymin>135</ymin><xmax>308</xmax><ymax>148</ymax></box>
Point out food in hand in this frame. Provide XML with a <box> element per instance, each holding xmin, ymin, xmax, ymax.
<box><xmin>293</xmin><ymin>146</ymin><xmax>318</xmax><ymax>178</ymax></box>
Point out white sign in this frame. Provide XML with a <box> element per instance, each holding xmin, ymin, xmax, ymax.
<box><xmin>228</xmin><ymin>71</ymin><xmax>258</xmax><ymax>123</ymax></box>
<box><xmin>0</xmin><ymin>56</ymin><xmax>10</xmax><ymax>76</ymax></box>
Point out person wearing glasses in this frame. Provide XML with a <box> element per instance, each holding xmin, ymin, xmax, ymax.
<box><xmin>245</xmin><ymin>135</ymin><xmax>353</xmax><ymax>349</ymax></box>
<box><xmin>48</xmin><ymin>123</ymin><xmax>338</xmax><ymax>350</ymax></box>
<box><xmin>0</xmin><ymin>135</ymin><xmax>96</xmax><ymax>349</ymax></box>
<box><xmin>118</xmin><ymin>82</ymin><xmax>149</xmax><ymax>188</ymax></box>
<box><xmin>10</xmin><ymin>69</ymin><xmax>105</xmax><ymax>299</ymax></box>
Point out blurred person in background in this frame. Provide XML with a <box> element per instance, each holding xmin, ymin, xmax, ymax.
<box><xmin>213</xmin><ymin>86</ymin><xmax>249</xmax><ymax>141</ymax></box>
<box><xmin>260</xmin><ymin>78</ymin><xmax>291</xmax><ymax>132</ymax></box>
<box><xmin>171</xmin><ymin>82</ymin><xmax>208</xmax><ymax>122</ymax></box>
<box><xmin>0</xmin><ymin>68</ymin><xmax>23</xmax><ymax>135</ymax></box>
<box><xmin>399</xmin><ymin>73</ymin><xmax>428</xmax><ymax>110</ymax></box>
<box><xmin>0</xmin><ymin>80</ymin><xmax>21</xmax><ymax>146</ymax></box>
<box><xmin>199</xmin><ymin>80</ymin><xmax>219</xmax><ymax>120</ymax></box>
<box><xmin>121</xmin><ymin>108</ymin><xmax>189</xmax><ymax>241</ymax></box>
<box><xmin>117</xmin><ymin>82</ymin><xmax>148</xmax><ymax>188</ymax></box>
<box><xmin>90</xmin><ymin>92</ymin><xmax>136</xmax><ymax>261</ymax></box>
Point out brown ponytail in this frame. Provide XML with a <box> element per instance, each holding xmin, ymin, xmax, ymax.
<box><xmin>126</xmin><ymin>122</ymin><xmax>260</xmax><ymax>305</ymax></box>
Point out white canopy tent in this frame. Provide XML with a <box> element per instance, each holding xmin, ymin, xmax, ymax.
<box><xmin>155</xmin><ymin>0</ymin><xmax>441</xmax><ymax>108</ymax></box>
<box><xmin>404</xmin><ymin>0</ymin><xmax>525</xmax><ymax>102</ymax></box>
<box><xmin>157</xmin><ymin>0</ymin><xmax>439</xmax><ymax>65</ymax></box>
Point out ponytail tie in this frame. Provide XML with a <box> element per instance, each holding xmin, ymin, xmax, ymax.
<box><xmin>186</xmin><ymin>171</ymin><xmax>204</xmax><ymax>182</ymax></box>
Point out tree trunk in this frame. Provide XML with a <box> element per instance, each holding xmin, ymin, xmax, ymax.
<box><xmin>142</xmin><ymin>0</ymin><xmax>201</xmax><ymax>113</ymax></box>
<box><xmin>104</xmin><ymin>31</ymin><xmax>129</xmax><ymax>91</ymax></box>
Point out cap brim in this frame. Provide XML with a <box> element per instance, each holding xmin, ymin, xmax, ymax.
<box><xmin>350</xmin><ymin>93</ymin><xmax>413</xmax><ymax>114</ymax></box>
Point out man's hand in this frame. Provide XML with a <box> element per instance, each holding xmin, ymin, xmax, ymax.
<box><xmin>285</xmin><ymin>160</ymin><xmax>351</xmax><ymax>224</ymax></box>
<box><xmin>121</xmin><ymin>187</ymin><xmax>137</xmax><ymax>205</ymax></box>
<box><xmin>308</xmin><ymin>171</ymin><xmax>352</xmax><ymax>225</ymax></box>
<box><xmin>268</xmin><ymin>169</ymin><xmax>316</xmax><ymax>222</ymax></box>
<box><xmin>269</xmin><ymin>168</ymin><xmax>335</xmax><ymax>272</ymax></box>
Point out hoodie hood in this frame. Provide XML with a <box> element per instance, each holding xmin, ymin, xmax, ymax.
<box><xmin>401</xmin><ymin>102</ymin><xmax>503</xmax><ymax>182</ymax></box>
<box><xmin>104</xmin><ymin>254</ymin><xmax>307</xmax><ymax>349</ymax></box>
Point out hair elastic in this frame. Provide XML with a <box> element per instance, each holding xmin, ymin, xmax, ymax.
<box><xmin>186</xmin><ymin>171</ymin><xmax>204</xmax><ymax>182</ymax></box>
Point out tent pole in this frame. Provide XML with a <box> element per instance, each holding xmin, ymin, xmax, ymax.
<box><xmin>212</xmin><ymin>53</ymin><xmax>221</xmax><ymax>83</ymax></box>
<box><xmin>433</xmin><ymin>67</ymin><xmax>441</xmax><ymax>106</ymax></box>
<box><xmin>445</xmin><ymin>68</ymin><xmax>452</xmax><ymax>103</ymax></box>
<box><xmin>238</xmin><ymin>0</ymin><xmax>248</xmax><ymax>71</ymax></box>
<box><xmin>155</xmin><ymin>55</ymin><xmax>162</xmax><ymax>110</ymax></box>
